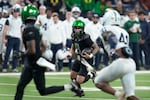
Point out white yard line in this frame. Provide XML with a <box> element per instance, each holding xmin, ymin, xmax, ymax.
<box><xmin>82</xmin><ymin>86</ymin><xmax>150</xmax><ymax>91</ymax></box>
<box><xmin>0</xmin><ymin>93</ymin><xmax>115</xmax><ymax>100</ymax></box>
<box><xmin>0</xmin><ymin>94</ymin><xmax>149</xmax><ymax>100</ymax></box>
<box><xmin>0</xmin><ymin>82</ymin><xmax>149</xmax><ymax>91</ymax></box>
<box><xmin>0</xmin><ymin>72</ymin><xmax>70</xmax><ymax>76</ymax></box>
<box><xmin>0</xmin><ymin>71</ymin><xmax>150</xmax><ymax>76</ymax></box>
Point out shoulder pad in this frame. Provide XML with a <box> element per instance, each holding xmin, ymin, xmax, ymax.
<box><xmin>83</xmin><ymin>33</ymin><xmax>90</xmax><ymax>39</ymax></box>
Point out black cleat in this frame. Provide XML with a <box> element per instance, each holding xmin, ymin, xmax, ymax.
<box><xmin>74</xmin><ymin>89</ymin><xmax>85</xmax><ymax>97</ymax></box>
<box><xmin>70</xmin><ymin>80</ymin><xmax>83</xmax><ymax>97</ymax></box>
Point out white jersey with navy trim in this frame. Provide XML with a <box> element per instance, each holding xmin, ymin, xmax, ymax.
<box><xmin>103</xmin><ymin>25</ymin><xmax>129</xmax><ymax>45</ymax></box>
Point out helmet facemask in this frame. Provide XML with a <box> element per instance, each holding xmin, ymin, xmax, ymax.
<box><xmin>71</xmin><ymin>20</ymin><xmax>85</xmax><ymax>41</ymax></box>
<box><xmin>72</xmin><ymin>26</ymin><xmax>84</xmax><ymax>40</ymax></box>
<box><xmin>72</xmin><ymin>11</ymin><xmax>80</xmax><ymax>19</ymax></box>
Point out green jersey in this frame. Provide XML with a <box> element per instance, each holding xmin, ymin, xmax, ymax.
<box><xmin>124</xmin><ymin>20</ymin><xmax>141</xmax><ymax>43</ymax></box>
<box><xmin>81</xmin><ymin>0</ymin><xmax>95</xmax><ymax>11</ymax></box>
<box><xmin>93</xmin><ymin>1</ymin><xmax>107</xmax><ymax>16</ymax></box>
<box><xmin>64</xmin><ymin>0</ymin><xmax>81</xmax><ymax>10</ymax></box>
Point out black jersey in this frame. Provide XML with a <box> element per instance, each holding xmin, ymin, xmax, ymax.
<box><xmin>22</xmin><ymin>24</ymin><xmax>42</xmax><ymax>65</ymax></box>
<box><xmin>72</xmin><ymin>33</ymin><xmax>94</xmax><ymax>54</ymax></box>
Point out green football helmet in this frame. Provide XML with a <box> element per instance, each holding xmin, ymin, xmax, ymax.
<box><xmin>21</xmin><ymin>4</ymin><xmax>39</xmax><ymax>22</ymax></box>
<box><xmin>72</xmin><ymin>20</ymin><xmax>85</xmax><ymax>39</ymax></box>
<box><xmin>72</xmin><ymin>20</ymin><xmax>85</xmax><ymax>28</ymax></box>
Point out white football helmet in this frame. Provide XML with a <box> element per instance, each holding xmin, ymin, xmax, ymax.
<box><xmin>102</xmin><ymin>8</ymin><xmax>121</xmax><ymax>26</ymax></box>
<box><xmin>12</xmin><ymin>4</ymin><xmax>21</xmax><ymax>12</ymax></box>
<box><xmin>42</xmin><ymin>49</ymin><xmax>53</xmax><ymax>61</ymax></box>
<box><xmin>56</xmin><ymin>48</ymin><xmax>71</xmax><ymax>60</ymax></box>
<box><xmin>71</xmin><ymin>6</ymin><xmax>81</xmax><ymax>18</ymax></box>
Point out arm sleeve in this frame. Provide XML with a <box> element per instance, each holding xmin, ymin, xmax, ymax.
<box><xmin>108</xmin><ymin>34</ymin><xmax>117</xmax><ymax>49</ymax></box>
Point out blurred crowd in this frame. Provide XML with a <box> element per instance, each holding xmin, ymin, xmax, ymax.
<box><xmin>0</xmin><ymin>0</ymin><xmax>150</xmax><ymax>20</ymax></box>
<box><xmin>0</xmin><ymin>0</ymin><xmax>150</xmax><ymax>72</ymax></box>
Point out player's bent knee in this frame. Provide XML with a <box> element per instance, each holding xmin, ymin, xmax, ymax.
<box><xmin>76</xmin><ymin>76</ymin><xmax>85</xmax><ymax>84</ymax></box>
<box><xmin>38</xmin><ymin>88</ymin><xmax>46</xmax><ymax>96</ymax></box>
<box><xmin>83</xmin><ymin>75</ymin><xmax>90</xmax><ymax>83</ymax></box>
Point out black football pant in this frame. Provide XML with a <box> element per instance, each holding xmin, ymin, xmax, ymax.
<box><xmin>14</xmin><ymin>66</ymin><xmax>64</xmax><ymax>100</ymax></box>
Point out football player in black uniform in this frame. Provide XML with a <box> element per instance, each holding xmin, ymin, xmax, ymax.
<box><xmin>67</xmin><ymin>20</ymin><xmax>99</xmax><ymax>97</ymax></box>
<box><xmin>14</xmin><ymin>5</ymin><xmax>79</xmax><ymax>100</ymax></box>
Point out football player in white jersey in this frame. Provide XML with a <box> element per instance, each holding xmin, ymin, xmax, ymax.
<box><xmin>0</xmin><ymin>8</ymin><xmax>6</xmax><ymax>65</ymax></box>
<box><xmin>94</xmin><ymin>9</ymin><xmax>140</xmax><ymax>100</ymax></box>
<box><xmin>101</xmin><ymin>9</ymin><xmax>129</xmax><ymax>61</ymax></box>
<box><xmin>94</xmin><ymin>43</ymin><xmax>140</xmax><ymax>100</ymax></box>
<box><xmin>35</xmin><ymin>7</ymin><xmax>53</xmax><ymax>47</ymax></box>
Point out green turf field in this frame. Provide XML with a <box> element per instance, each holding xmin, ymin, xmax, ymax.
<box><xmin>0</xmin><ymin>71</ymin><xmax>149</xmax><ymax>100</ymax></box>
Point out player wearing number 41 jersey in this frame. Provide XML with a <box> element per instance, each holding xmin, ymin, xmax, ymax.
<box><xmin>94</xmin><ymin>9</ymin><xmax>139</xmax><ymax>100</ymax></box>
<box><xmin>94</xmin><ymin>43</ymin><xmax>140</xmax><ymax>100</ymax></box>
<box><xmin>103</xmin><ymin>25</ymin><xmax>129</xmax><ymax>45</ymax></box>
<box><xmin>101</xmin><ymin>8</ymin><xmax>129</xmax><ymax>60</ymax></box>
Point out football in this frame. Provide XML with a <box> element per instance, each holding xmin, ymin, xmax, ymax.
<box><xmin>81</xmin><ymin>48</ymin><xmax>93</xmax><ymax>55</ymax></box>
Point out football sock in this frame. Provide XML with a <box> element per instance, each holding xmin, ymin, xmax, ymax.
<box><xmin>64</xmin><ymin>84</ymin><xmax>72</xmax><ymax>90</ymax></box>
